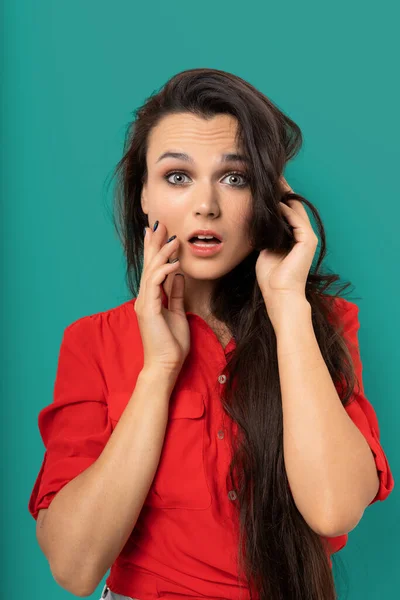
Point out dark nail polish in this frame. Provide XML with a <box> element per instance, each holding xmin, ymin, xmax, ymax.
<box><xmin>167</xmin><ymin>235</ymin><xmax>176</xmax><ymax>243</ymax></box>
<box><xmin>143</xmin><ymin>227</ymin><xmax>146</xmax><ymax>237</ymax></box>
<box><xmin>153</xmin><ymin>220</ymin><xmax>159</xmax><ymax>232</ymax></box>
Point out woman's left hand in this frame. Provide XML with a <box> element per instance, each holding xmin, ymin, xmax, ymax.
<box><xmin>255</xmin><ymin>176</ymin><xmax>319</xmax><ymax>311</ymax></box>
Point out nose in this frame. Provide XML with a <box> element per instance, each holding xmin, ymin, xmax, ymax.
<box><xmin>192</xmin><ymin>184</ymin><xmax>221</xmax><ymax>217</ymax></box>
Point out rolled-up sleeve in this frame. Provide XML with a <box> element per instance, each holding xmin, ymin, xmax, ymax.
<box><xmin>339</xmin><ymin>300</ymin><xmax>395</xmax><ymax>505</ymax></box>
<box><xmin>28</xmin><ymin>317</ymin><xmax>112</xmax><ymax>520</ymax></box>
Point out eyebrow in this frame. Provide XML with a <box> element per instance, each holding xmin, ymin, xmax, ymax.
<box><xmin>156</xmin><ymin>151</ymin><xmax>249</xmax><ymax>165</ymax></box>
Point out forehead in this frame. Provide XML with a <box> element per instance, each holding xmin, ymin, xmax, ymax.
<box><xmin>147</xmin><ymin>113</ymin><xmax>241</xmax><ymax>160</ymax></box>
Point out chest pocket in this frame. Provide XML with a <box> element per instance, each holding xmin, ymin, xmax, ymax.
<box><xmin>107</xmin><ymin>388</ymin><xmax>212</xmax><ymax>510</ymax></box>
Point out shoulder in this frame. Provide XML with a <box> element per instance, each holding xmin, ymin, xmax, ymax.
<box><xmin>323</xmin><ymin>294</ymin><xmax>360</xmax><ymax>324</ymax></box>
<box><xmin>62</xmin><ymin>297</ymin><xmax>138</xmax><ymax>343</ymax></box>
<box><xmin>318</xmin><ymin>295</ymin><xmax>361</xmax><ymax>346</ymax></box>
<box><xmin>333</xmin><ymin>295</ymin><xmax>358</xmax><ymax>313</ymax></box>
<box><xmin>333</xmin><ymin>296</ymin><xmax>359</xmax><ymax>327</ymax></box>
<box><xmin>323</xmin><ymin>293</ymin><xmax>358</xmax><ymax>313</ymax></box>
<box><xmin>319</xmin><ymin>296</ymin><xmax>363</xmax><ymax>360</ymax></box>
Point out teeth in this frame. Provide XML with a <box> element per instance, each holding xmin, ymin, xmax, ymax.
<box><xmin>189</xmin><ymin>234</ymin><xmax>221</xmax><ymax>245</ymax></box>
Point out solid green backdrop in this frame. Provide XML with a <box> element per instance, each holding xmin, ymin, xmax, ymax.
<box><xmin>2</xmin><ymin>0</ymin><xmax>397</xmax><ymax>598</ymax></box>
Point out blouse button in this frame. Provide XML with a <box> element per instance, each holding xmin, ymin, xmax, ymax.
<box><xmin>228</xmin><ymin>490</ymin><xmax>237</xmax><ymax>501</ymax></box>
<box><xmin>218</xmin><ymin>374</ymin><xmax>227</xmax><ymax>384</ymax></box>
<box><xmin>217</xmin><ymin>429</ymin><xmax>225</xmax><ymax>439</ymax></box>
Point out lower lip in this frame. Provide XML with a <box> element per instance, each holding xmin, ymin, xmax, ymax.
<box><xmin>187</xmin><ymin>240</ymin><xmax>224</xmax><ymax>257</ymax></box>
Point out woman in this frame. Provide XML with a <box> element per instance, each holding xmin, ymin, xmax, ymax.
<box><xmin>29</xmin><ymin>68</ymin><xmax>394</xmax><ymax>600</ymax></box>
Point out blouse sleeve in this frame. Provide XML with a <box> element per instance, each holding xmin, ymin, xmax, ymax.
<box><xmin>338</xmin><ymin>300</ymin><xmax>395</xmax><ymax>506</ymax></box>
<box><xmin>28</xmin><ymin>316</ymin><xmax>112</xmax><ymax>520</ymax></box>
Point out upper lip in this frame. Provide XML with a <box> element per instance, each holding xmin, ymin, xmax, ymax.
<box><xmin>187</xmin><ymin>229</ymin><xmax>223</xmax><ymax>242</ymax></box>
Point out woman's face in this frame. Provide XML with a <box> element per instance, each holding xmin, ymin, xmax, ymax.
<box><xmin>141</xmin><ymin>112</ymin><xmax>254</xmax><ymax>282</ymax></box>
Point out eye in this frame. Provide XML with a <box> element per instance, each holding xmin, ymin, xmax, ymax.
<box><xmin>221</xmin><ymin>171</ymin><xmax>249</xmax><ymax>187</ymax></box>
<box><xmin>164</xmin><ymin>171</ymin><xmax>191</xmax><ymax>185</ymax></box>
<box><xmin>163</xmin><ymin>170</ymin><xmax>249</xmax><ymax>187</ymax></box>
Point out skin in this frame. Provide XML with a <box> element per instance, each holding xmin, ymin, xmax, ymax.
<box><xmin>140</xmin><ymin>112</ymin><xmax>254</xmax><ymax>320</ymax></box>
<box><xmin>141</xmin><ymin>118</ymin><xmax>383</xmax><ymax>531</ymax></box>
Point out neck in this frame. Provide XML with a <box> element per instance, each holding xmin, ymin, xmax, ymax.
<box><xmin>165</xmin><ymin>272</ymin><xmax>216</xmax><ymax>318</ymax></box>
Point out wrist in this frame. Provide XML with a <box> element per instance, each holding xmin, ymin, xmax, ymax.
<box><xmin>140</xmin><ymin>365</ymin><xmax>180</xmax><ymax>389</ymax></box>
<box><xmin>266</xmin><ymin>295</ymin><xmax>312</xmax><ymax>332</ymax></box>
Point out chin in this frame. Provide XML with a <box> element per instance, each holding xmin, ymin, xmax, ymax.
<box><xmin>178</xmin><ymin>260</ymin><xmax>232</xmax><ymax>281</ymax></box>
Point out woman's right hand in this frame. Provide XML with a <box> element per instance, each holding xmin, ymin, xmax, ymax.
<box><xmin>134</xmin><ymin>221</ymin><xmax>191</xmax><ymax>376</ymax></box>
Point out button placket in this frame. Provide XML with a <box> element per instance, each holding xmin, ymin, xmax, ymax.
<box><xmin>217</xmin><ymin>372</ymin><xmax>235</xmax><ymax>500</ymax></box>
<box><xmin>217</xmin><ymin>374</ymin><xmax>227</xmax><ymax>440</ymax></box>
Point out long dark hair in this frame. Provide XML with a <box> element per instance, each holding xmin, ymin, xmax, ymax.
<box><xmin>109</xmin><ymin>68</ymin><xmax>359</xmax><ymax>600</ymax></box>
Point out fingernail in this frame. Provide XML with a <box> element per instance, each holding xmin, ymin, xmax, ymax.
<box><xmin>143</xmin><ymin>227</ymin><xmax>147</xmax><ymax>237</ymax></box>
<box><xmin>153</xmin><ymin>220</ymin><xmax>159</xmax><ymax>232</ymax></box>
<box><xmin>167</xmin><ymin>235</ymin><xmax>176</xmax><ymax>243</ymax></box>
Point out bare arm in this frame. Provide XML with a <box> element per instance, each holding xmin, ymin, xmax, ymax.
<box><xmin>36</xmin><ymin>367</ymin><xmax>178</xmax><ymax>597</ymax></box>
<box><xmin>274</xmin><ymin>297</ymin><xmax>379</xmax><ymax>536</ymax></box>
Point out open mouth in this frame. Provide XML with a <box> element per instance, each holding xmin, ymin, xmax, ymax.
<box><xmin>189</xmin><ymin>236</ymin><xmax>222</xmax><ymax>245</ymax></box>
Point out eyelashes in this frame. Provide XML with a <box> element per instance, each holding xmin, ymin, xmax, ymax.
<box><xmin>163</xmin><ymin>170</ymin><xmax>249</xmax><ymax>188</ymax></box>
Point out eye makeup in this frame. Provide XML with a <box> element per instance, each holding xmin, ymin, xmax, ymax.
<box><xmin>163</xmin><ymin>170</ymin><xmax>249</xmax><ymax>187</ymax></box>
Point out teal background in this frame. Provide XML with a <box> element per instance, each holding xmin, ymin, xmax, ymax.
<box><xmin>2</xmin><ymin>0</ymin><xmax>398</xmax><ymax>598</ymax></box>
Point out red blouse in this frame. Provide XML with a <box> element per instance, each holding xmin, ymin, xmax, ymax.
<box><xmin>28</xmin><ymin>291</ymin><xmax>394</xmax><ymax>599</ymax></box>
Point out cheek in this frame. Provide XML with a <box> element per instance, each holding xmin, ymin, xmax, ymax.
<box><xmin>231</xmin><ymin>198</ymin><xmax>252</xmax><ymax>224</ymax></box>
<box><xmin>236</xmin><ymin>237</ymin><xmax>254</xmax><ymax>257</ymax></box>
<box><xmin>145</xmin><ymin>190</ymin><xmax>181</xmax><ymax>222</ymax></box>
<box><xmin>233</xmin><ymin>217</ymin><xmax>255</xmax><ymax>255</ymax></box>
<box><xmin>232</xmin><ymin>211</ymin><xmax>253</xmax><ymax>244</ymax></box>
<box><xmin>150</xmin><ymin>207</ymin><xmax>185</xmax><ymax>239</ymax></box>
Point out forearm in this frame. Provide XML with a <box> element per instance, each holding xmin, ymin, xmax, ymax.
<box><xmin>274</xmin><ymin>298</ymin><xmax>379</xmax><ymax>537</ymax></box>
<box><xmin>40</xmin><ymin>367</ymin><xmax>177</xmax><ymax>596</ymax></box>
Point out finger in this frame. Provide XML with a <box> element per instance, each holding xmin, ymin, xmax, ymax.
<box><xmin>283</xmin><ymin>198</ymin><xmax>311</xmax><ymax>222</ymax></box>
<box><xmin>148</xmin><ymin>260</ymin><xmax>181</xmax><ymax>306</ymax></box>
<box><xmin>143</xmin><ymin>225</ymin><xmax>153</xmax><ymax>271</ymax></box>
<box><xmin>279</xmin><ymin>201</ymin><xmax>305</xmax><ymax>223</ymax></box>
<box><xmin>279</xmin><ymin>175</ymin><xmax>293</xmax><ymax>194</ymax></box>
<box><xmin>146</xmin><ymin>231</ymin><xmax>180</xmax><ymax>284</ymax></box>
<box><xmin>279</xmin><ymin>202</ymin><xmax>317</xmax><ymax>243</ymax></box>
<box><xmin>168</xmin><ymin>272</ymin><xmax>185</xmax><ymax>313</ymax></box>
<box><xmin>143</xmin><ymin>221</ymin><xmax>164</xmax><ymax>270</ymax></box>
<box><xmin>144</xmin><ymin>221</ymin><xmax>173</xmax><ymax>271</ymax></box>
